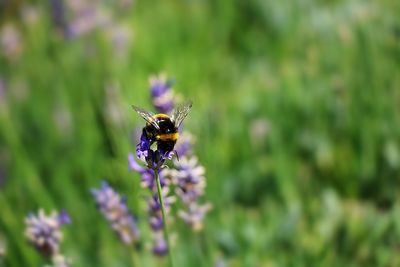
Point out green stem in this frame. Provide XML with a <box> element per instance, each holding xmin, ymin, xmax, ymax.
<box><xmin>131</xmin><ymin>250</ymin><xmax>137</xmax><ymax>267</ymax></box>
<box><xmin>154</xmin><ymin>168</ymin><xmax>175</xmax><ymax>267</ymax></box>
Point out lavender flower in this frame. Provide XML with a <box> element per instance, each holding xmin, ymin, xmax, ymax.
<box><xmin>24</xmin><ymin>209</ymin><xmax>71</xmax><ymax>256</ymax></box>
<box><xmin>105</xmin><ymin>24</ymin><xmax>133</xmax><ymax>58</ymax></box>
<box><xmin>178</xmin><ymin>203</ymin><xmax>212</xmax><ymax>232</ymax></box>
<box><xmin>171</xmin><ymin>156</ymin><xmax>206</xmax><ymax>204</ymax></box>
<box><xmin>152</xmin><ymin>232</ymin><xmax>168</xmax><ymax>256</ymax></box>
<box><xmin>0</xmin><ymin>23</ymin><xmax>22</xmax><ymax>61</ymax></box>
<box><xmin>131</xmin><ymin>116</ymin><xmax>178</xmax><ymax>256</ymax></box>
<box><xmin>128</xmin><ymin>153</ymin><xmax>168</xmax><ymax>190</ymax></box>
<box><xmin>129</xmin><ymin>150</ymin><xmax>176</xmax><ymax>255</ymax></box>
<box><xmin>147</xmin><ymin>187</ymin><xmax>176</xmax><ymax>231</ymax></box>
<box><xmin>135</xmin><ymin>129</ymin><xmax>174</xmax><ymax>170</ymax></box>
<box><xmin>50</xmin><ymin>0</ymin><xmax>68</xmax><ymax>36</ymax></box>
<box><xmin>136</xmin><ymin>131</ymin><xmax>150</xmax><ymax>160</ymax></box>
<box><xmin>67</xmin><ymin>7</ymin><xmax>111</xmax><ymax>39</ymax></box>
<box><xmin>49</xmin><ymin>0</ymin><xmax>133</xmax><ymax>60</ymax></box>
<box><xmin>91</xmin><ymin>181</ymin><xmax>140</xmax><ymax>245</ymax></box>
<box><xmin>149</xmin><ymin>74</ymin><xmax>175</xmax><ymax>114</ymax></box>
<box><xmin>129</xmin><ymin>73</ymin><xmax>210</xmax><ymax>258</ymax></box>
<box><xmin>58</xmin><ymin>210</ymin><xmax>72</xmax><ymax>225</ymax></box>
<box><xmin>169</xmin><ymin>156</ymin><xmax>211</xmax><ymax>230</ymax></box>
<box><xmin>249</xmin><ymin>118</ymin><xmax>270</xmax><ymax>146</ymax></box>
<box><xmin>174</xmin><ymin>132</ymin><xmax>195</xmax><ymax>158</ymax></box>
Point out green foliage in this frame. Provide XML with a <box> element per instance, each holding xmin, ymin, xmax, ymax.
<box><xmin>1</xmin><ymin>0</ymin><xmax>400</xmax><ymax>266</ymax></box>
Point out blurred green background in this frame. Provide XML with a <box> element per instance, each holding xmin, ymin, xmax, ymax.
<box><xmin>1</xmin><ymin>0</ymin><xmax>400</xmax><ymax>266</ymax></box>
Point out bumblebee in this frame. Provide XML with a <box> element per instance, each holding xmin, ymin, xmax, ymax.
<box><xmin>133</xmin><ymin>101</ymin><xmax>192</xmax><ymax>155</ymax></box>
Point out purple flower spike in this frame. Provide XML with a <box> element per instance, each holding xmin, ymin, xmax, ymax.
<box><xmin>91</xmin><ymin>181</ymin><xmax>140</xmax><ymax>245</ymax></box>
<box><xmin>168</xmin><ymin>156</ymin><xmax>211</xmax><ymax>229</ymax></box>
<box><xmin>0</xmin><ymin>23</ymin><xmax>23</xmax><ymax>60</ymax></box>
<box><xmin>135</xmin><ymin>129</ymin><xmax>174</xmax><ymax>170</ymax></box>
<box><xmin>174</xmin><ymin>132</ymin><xmax>195</xmax><ymax>158</ymax></box>
<box><xmin>147</xmin><ymin>188</ymin><xmax>176</xmax><ymax>231</ymax></box>
<box><xmin>58</xmin><ymin>210</ymin><xmax>71</xmax><ymax>225</ymax></box>
<box><xmin>129</xmin><ymin>153</ymin><xmax>169</xmax><ymax>191</ymax></box>
<box><xmin>136</xmin><ymin>131</ymin><xmax>151</xmax><ymax>160</ymax></box>
<box><xmin>129</xmin><ymin>73</ymin><xmax>209</xmax><ymax>255</ymax></box>
<box><xmin>24</xmin><ymin>209</ymin><xmax>69</xmax><ymax>256</ymax></box>
<box><xmin>50</xmin><ymin>0</ymin><xmax>67</xmax><ymax>35</ymax></box>
<box><xmin>128</xmin><ymin>153</ymin><xmax>145</xmax><ymax>173</ymax></box>
<box><xmin>171</xmin><ymin>156</ymin><xmax>206</xmax><ymax>204</ymax></box>
<box><xmin>149</xmin><ymin>73</ymin><xmax>175</xmax><ymax>114</ymax></box>
<box><xmin>178</xmin><ymin>203</ymin><xmax>212</xmax><ymax>232</ymax></box>
<box><xmin>152</xmin><ymin>233</ymin><xmax>168</xmax><ymax>256</ymax></box>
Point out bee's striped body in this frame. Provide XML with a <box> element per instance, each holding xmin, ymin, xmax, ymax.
<box><xmin>144</xmin><ymin>114</ymin><xmax>179</xmax><ymax>153</ymax></box>
<box><xmin>133</xmin><ymin>101</ymin><xmax>192</xmax><ymax>155</ymax></box>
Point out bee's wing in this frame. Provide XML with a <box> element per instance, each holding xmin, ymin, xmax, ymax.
<box><xmin>132</xmin><ymin>105</ymin><xmax>160</xmax><ymax>130</ymax></box>
<box><xmin>171</xmin><ymin>101</ymin><xmax>192</xmax><ymax>128</ymax></box>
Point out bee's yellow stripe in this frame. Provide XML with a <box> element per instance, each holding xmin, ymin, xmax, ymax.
<box><xmin>154</xmin><ymin>114</ymin><xmax>170</xmax><ymax>119</ymax></box>
<box><xmin>156</xmin><ymin>133</ymin><xmax>179</xmax><ymax>141</ymax></box>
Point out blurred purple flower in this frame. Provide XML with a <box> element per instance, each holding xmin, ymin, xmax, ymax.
<box><xmin>174</xmin><ymin>132</ymin><xmax>195</xmax><ymax>160</ymax></box>
<box><xmin>149</xmin><ymin>74</ymin><xmax>175</xmax><ymax>114</ymax></box>
<box><xmin>249</xmin><ymin>118</ymin><xmax>270</xmax><ymax>146</ymax></box>
<box><xmin>50</xmin><ymin>0</ymin><xmax>68</xmax><ymax>35</ymax></box>
<box><xmin>67</xmin><ymin>7</ymin><xmax>111</xmax><ymax>38</ymax></box>
<box><xmin>128</xmin><ymin>153</ymin><xmax>168</xmax><ymax>190</ymax></box>
<box><xmin>91</xmin><ymin>181</ymin><xmax>140</xmax><ymax>245</ymax></box>
<box><xmin>168</xmin><ymin>156</ymin><xmax>211</xmax><ymax>229</ymax></box>
<box><xmin>152</xmin><ymin>232</ymin><xmax>168</xmax><ymax>256</ymax></box>
<box><xmin>178</xmin><ymin>203</ymin><xmax>212</xmax><ymax>232</ymax></box>
<box><xmin>106</xmin><ymin>24</ymin><xmax>133</xmax><ymax>57</ymax></box>
<box><xmin>58</xmin><ymin>210</ymin><xmax>72</xmax><ymax>225</ymax></box>
<box><xmin>24</xmin><ymin>209</ymin><xmax>70</xmax><ymax>256</ymax></box>
<box><xmin>0</xmin><ymin>23</ymin><xmax>22</xmax><ymax>60</ymax></box>
<box><xmin>147</xmin><ymin>188</ymin><xmax>176</xmax><ymax>231</ymax></box>
<box><xmin>171</xmin><ymin>156</ymin><xmax>206</xmax><ymax>204</ymax></box>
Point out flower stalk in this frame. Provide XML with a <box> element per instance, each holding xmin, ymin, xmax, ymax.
<box><xmin>154</xmin><ymin>167</ymin><xmax>174</xmax><ymax>267</ymax></box>
<box><xmin>129</xmin><ymin>73</ymin><xmax>210</xmax><ymax>262</ymax></box>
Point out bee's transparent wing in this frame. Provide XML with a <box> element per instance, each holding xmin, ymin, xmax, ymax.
<box><xmin>132</xmin><ymin>105</ymin><xmax>160</xmax><ymax>130</ymax></box>
<box><xmin>171</xmin><ymin>101</ymin><xmax>192</xmax><ymax>128</ymax></box>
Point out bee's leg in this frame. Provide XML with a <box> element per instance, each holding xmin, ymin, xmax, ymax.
<box><xmin>173</xmin><ymin>150</ymin><xmax>180</xmax><ymax>161</ymax></box>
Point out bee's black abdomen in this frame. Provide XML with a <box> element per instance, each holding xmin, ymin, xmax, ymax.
<box><xmin>158</xmin><ymin>140</ymin><xmax>176</xmax><ymax>153</ymax></box>
<box><xmin>143</xmin><ymin>114</ymin><xmax>178</xmax><ymax>154</ymax></box>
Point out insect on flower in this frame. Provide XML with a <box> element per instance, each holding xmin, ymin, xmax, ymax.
<box><xmin>133</xmin><ymin>101</ymin><xmax>192</xmax><ymax>158</ymax></box>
